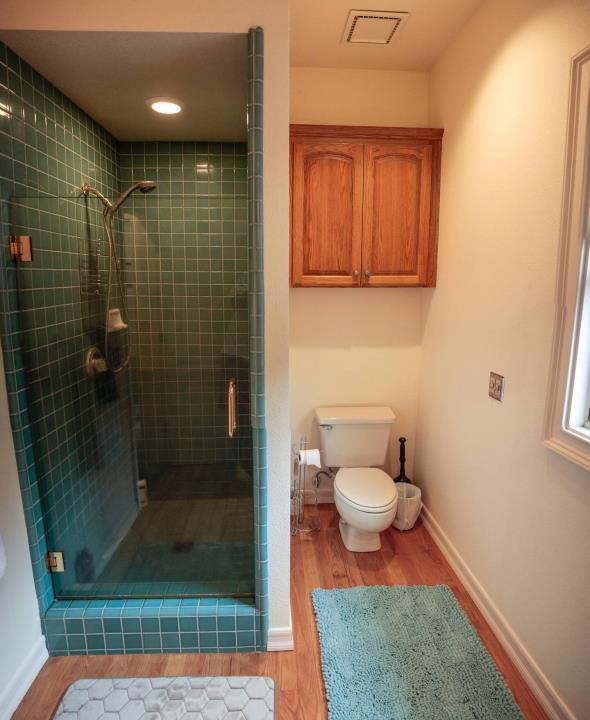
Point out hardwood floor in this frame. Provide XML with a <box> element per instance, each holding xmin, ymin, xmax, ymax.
<box><xmin>14</xmin><ymin>505</ymin><xmax>548</xmax><ymax>720</ymax></box>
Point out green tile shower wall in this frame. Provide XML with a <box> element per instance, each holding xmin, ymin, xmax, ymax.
<box><xmin>118</xmin><ymin>142</ymin><xmax>252</xmax><ymax>474</ymax></box>
<box><xmin>0</xmin><ymin>28</ymin><xmax>268</xmax><ymax>654</ymax></box>
<box><xmin>0</xmin><ymin>41</ymin><xmax>138</xmax><ymax>605</ymax></box>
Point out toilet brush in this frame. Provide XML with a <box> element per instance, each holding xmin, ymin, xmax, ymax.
<box><xmin>394</xmin><ymin>436</ymin><xmax>411</xmax><ymax>483</ymax></box>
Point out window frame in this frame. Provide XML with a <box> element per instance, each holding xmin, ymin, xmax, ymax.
<box><xmin>545</xmin><ymin>45</ymin><xmax>590</xmax><ymax>471</ymax></box>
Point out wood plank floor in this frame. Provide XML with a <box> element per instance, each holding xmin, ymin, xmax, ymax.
<box><xmin>14</xmin><ymin>505</ymin><xmax>548</xmax><ymax>719</ymax></box>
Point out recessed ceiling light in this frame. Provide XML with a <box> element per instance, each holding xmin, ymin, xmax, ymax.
<box><xmin>149</xmin><ymin>98</ymin><xmax>182</xmax><ymax>115</ymax></box>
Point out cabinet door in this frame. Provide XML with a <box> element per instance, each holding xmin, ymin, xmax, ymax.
<box><xmin>362</xmin><ymin>142</ymin><xmax>436</xmax><ymax>287</ymax></box>
<box><xmin>291</xmin><ymin>141</ymin><xmax>363</xmax><ymax>287</ymax></box>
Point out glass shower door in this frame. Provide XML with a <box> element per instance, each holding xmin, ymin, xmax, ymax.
<box><xmin>104</xmin><ymin>164</ymin><xmax>254</xmax><ymax>597</ymax></box>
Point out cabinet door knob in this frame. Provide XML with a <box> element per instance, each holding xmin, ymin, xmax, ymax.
<box><xmin>364</xmin><ymin>269</ymin><xmax>371</xmax><ymax>278</ymax></box>
<box><xmin>353</xmin><ymin>270</ymin><xmax>360</xmax><ymax>278</ymax></box>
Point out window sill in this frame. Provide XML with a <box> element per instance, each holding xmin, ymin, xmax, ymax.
<box><xmin>544</xmin><ymin>436</ymin><xmax>590</xmax><ymax>472</ymax></box>
<box><xmin>566</xmin><ymin>424</ymin><xmax>590</xmax><ymax>442</ymax></box>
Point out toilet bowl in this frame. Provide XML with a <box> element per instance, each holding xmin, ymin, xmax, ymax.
<box><xmin>334</xmin><ymin>467</ymin><xmax>398</xmax><ymax>552</ymax></box>
<box><xmin>315</xmin><ymin>405</ymin><xmax>397</xmax><ymax>553</ymax></box>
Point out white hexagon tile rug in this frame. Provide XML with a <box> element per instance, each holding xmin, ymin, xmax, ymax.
<box><xmin>53</xmin><ymin>676</ymin><xmax>275</xmax><ymax>720</ymax></box>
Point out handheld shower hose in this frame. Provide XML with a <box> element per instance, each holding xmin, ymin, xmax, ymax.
<box><xmin>82</xmin><ymin>181</ymin><xmax>156</xmax><ymax>374</ymax></box>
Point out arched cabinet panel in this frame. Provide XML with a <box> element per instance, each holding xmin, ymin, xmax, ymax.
<box><xmin>291</xmin><ymin>142</ymin><xmax>363</xmax><ymax>287</ymax></box>
<box><xmin>362</xmin><ymin>143</ymin><xmax>433</xmax><ymax>286</ymax></box>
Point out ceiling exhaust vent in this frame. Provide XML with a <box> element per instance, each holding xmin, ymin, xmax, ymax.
<box><xmin>342</xmin><ymin>10</ymin><xmax>410</xmax><ymax>44</ymax></box>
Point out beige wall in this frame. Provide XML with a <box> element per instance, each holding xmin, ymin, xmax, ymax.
<box><xmin>290</xmin><ymin>67</ymin><xmax>430</xmax><ymax>491</ymax></box>
<box><xmin>0</xmin><ymin>352</ymin><xmax>46</xmax><ymax>718</ymax></box>
<box><xmin>291</xmin><ymin>66</ymin><xmax>429</xmax><ymax>127</ymax></box>
<box><xmin>417</xmin><ymin>1</ymin><xmax>590</xmax><ymax>717</ymax></box>
<box><xmin>1</xmin><ymin>0</ymin><xmax>291</xmax><ymax>635</ymax></box>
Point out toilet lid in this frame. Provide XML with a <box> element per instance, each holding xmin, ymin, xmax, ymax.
<box><xmin>334</xmin><ymin>468</ymin><xmax>397</xmax><ymax>511</ymax></box>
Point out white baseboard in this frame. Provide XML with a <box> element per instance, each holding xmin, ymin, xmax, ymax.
<box><xmin>267</xmin><ymin>612</ymin><xmax>294</xmax><ymax>652</ymax></box>
<box><xmin>0</xmin><ymin>634</ymin><xmax>48</xmax><ymax>720</ymax></box>
<box><xmin>421</xmin><ymin>505</ymin><xmax>575</xmax><ymax>720</ymax></box>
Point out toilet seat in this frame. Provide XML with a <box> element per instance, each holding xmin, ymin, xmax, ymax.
<box><xmin>334</xmin><ymin>467</ymin><xmax>397</xmax><ymax>513</ymax></box>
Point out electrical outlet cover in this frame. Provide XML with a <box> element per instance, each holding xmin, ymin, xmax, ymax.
<box><xmin>489</xmin><ymin>372</ymin><xmax>505</xmax><ymax>401</ymax></box>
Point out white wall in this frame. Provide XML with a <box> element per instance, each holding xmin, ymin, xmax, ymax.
<box><xmin>417</xmin><ymin>1</ymin><xmax>590</xmax><ymax>717</ymax></box>
<box><xmin>290</xmin><ymin>67</ymin><xmax>430</xmax><ymax>493</ymax></box>
<box><xmin>0</xmin><ymin>352</ymin><xmax>47</xmax><ymax>720</ymax></box>
<box><xmin>1</xmin><ymin>0</ymin><xmax>291</xmax><ymax>636</ymax></box>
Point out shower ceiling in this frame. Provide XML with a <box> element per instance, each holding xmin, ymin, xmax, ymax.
<box><xmin>0</xmin><ymin>31</ymin><xmax>247</xmax><ymax>142</ymax></box>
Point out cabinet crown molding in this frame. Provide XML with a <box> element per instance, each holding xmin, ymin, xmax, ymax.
<box><xmin>290</xmin><ymin>124</ymin><xmax>444</xmax><ymax>142</ymax></box>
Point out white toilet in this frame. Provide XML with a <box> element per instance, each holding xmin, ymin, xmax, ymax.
<box><xmin>314</xmin><ymin>406</ymin><xmax>398</xmax><ymax>552</ymax></box>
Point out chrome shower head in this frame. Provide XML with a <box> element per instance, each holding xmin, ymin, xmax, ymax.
<box><xmin>81</xmin><ymin>180</ymin><xmax>157</xmax><ymax>213</ymax></box>
<box><xmin>110</xmin><ymin>180</ymin><xmax>157</xmax><ymax>213</ymax></box>
<box><xmin>137</xmin><ymin>181</ymin><xmax>157</xmax><ymax>194</ymax></box>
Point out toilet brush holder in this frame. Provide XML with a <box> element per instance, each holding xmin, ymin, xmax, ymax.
<box><xmin>392</xmin><ymin>436</ymin><xmax>421</xmax><ymax>530</ymax></box>
<box><xmin>394</xmin><ymin>436</ymin><xmax>411</xmax><ymax>483</ymax></box>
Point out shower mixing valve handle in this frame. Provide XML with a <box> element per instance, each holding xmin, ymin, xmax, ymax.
<box><xmin>85</xmin><ymin>346</ymin><xmax>108</xmax><ymax>378</ymax></box>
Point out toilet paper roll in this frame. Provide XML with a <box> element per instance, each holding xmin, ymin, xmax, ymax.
<box><xmin>0</xmin><ymin>534</ymin><xmax>6</xmax><ymax>579</ymax></box>
<box><xmin>298</xmin><ymin>448</ymin><xmax>321</xmax><ymax>468</ymax></box>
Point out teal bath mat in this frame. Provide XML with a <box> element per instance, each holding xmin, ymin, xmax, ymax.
<box><xmin>312</xmin><ymin>585</ymin><xmax>524</xmax><ymax>720</ymax></box>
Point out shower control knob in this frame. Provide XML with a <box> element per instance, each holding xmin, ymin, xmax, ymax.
<box><xmin>85</xmin><ymin>346</ymin><xmax>108</xmax><ymax>378</ymax></box>
<box><xmin>94</xmin><ymin>357</ymin><xmax>108</xmax><ymax>373</ymax></box>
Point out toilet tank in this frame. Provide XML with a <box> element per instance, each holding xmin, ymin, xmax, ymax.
<box><xmin>314</xmin><ymin>406</ymin><xmax>395</xmax><ymax>468</ymax></box>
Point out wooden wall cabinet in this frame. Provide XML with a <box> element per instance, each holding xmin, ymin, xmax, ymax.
<box><xmin>290</xmin><ymin>125</ymin><xmax>443</xmax><ymax>288</ymax></box>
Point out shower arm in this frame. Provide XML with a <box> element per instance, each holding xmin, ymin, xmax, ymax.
<box><xmin>110</xmin><ymin>185</ymin><xmax>141</xmax><ymax>214</ymax></box>
<box><xmin>81</xmin><ymin>182</ymin><xmax>112</xmax><ymax>210</ymax></box>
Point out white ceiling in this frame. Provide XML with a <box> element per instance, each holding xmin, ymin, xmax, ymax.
<box><xmin>291</xmin><ymin>0</ymin><xmax>482</xmax><ymax>71</ymax></box>
<box><xmin>0</xmin><ymin>31</ymin><xmax>247</xmax><ymax>142</ymax></box>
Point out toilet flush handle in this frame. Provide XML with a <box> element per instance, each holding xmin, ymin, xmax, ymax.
<box><xmin>319</xmin><ymin>424</ymin><xmax>333</xmax><ymax>431</ymax></box>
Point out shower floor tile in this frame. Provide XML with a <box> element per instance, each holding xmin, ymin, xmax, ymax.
<box><xmin>57</xmin><ymin>464</ymin><xmax>255</xmax><ymax>599</ymax></box>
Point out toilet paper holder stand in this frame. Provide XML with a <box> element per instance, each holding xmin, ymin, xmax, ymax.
<box><xmin>291</xmin><ymin>436</ymin><xmax>321</xmax><ymax>535</ymax></box>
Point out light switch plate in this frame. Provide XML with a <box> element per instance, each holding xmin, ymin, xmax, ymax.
<box><xmin>489</xmin><ymin>372</ymin><xmax>505</xmax><ymax>401</ymax></box>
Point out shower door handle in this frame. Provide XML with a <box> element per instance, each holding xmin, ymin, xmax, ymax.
<box><xmin>228</xmin><ymin>378</ymin><xmax>237</xmax><ymax>438</ymax></box>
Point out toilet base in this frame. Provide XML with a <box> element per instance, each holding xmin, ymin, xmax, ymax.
<box><xmin>339</xmin><ymin>518</ymin><xmax>382</xmax><ymax>552</ymax></box>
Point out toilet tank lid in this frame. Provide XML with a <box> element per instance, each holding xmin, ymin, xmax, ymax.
<box><xmin>314</xmin><ymin>406</ymin><xmax>396</xmax><ymax>425</ymax></box>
